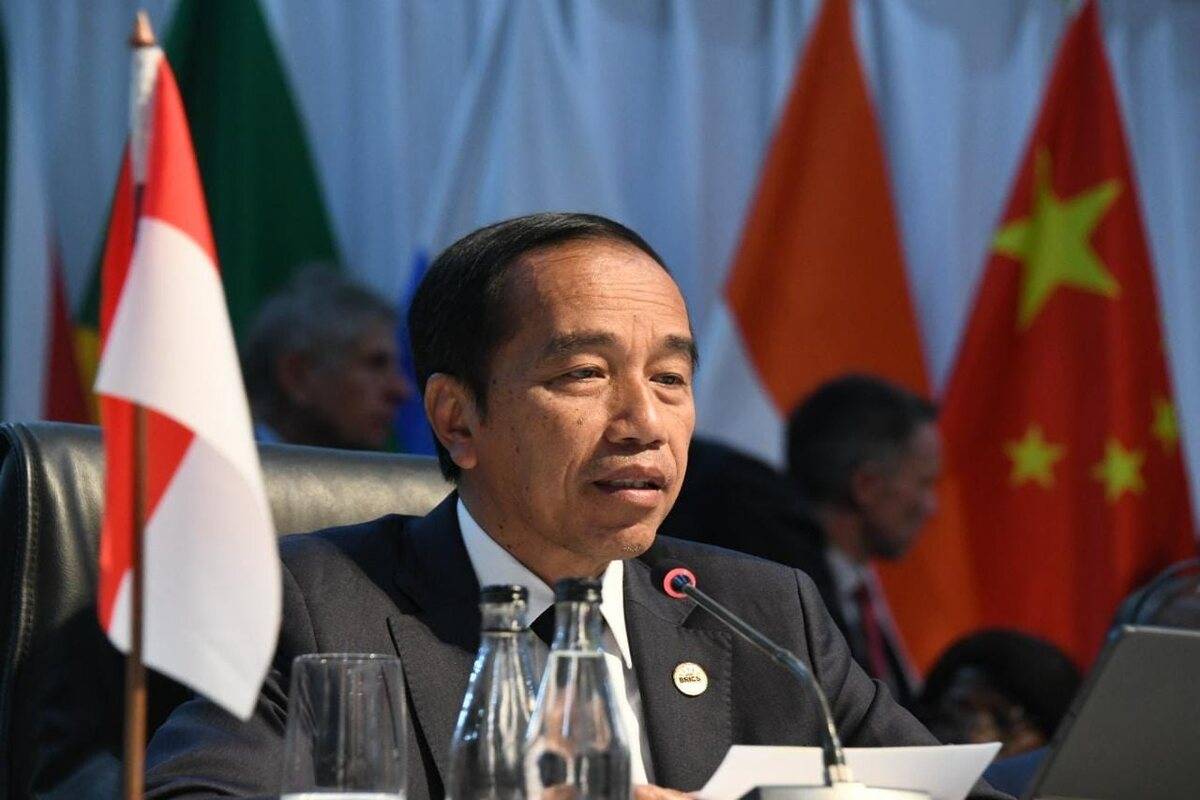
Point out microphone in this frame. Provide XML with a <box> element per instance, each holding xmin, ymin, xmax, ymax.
<box><xmin>649</xmin><ymin>559</ymin><xmax>853</xmax><ymax>786</ymax></box>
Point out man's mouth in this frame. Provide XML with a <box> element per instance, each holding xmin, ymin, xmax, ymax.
<box><xmin>596</xmin><ymin>478</ymin><xmax>660</xmax><ymax>490</ymax></box>
<box><xmin>591</xmin><ymin>469</ymin><xmax>668</xmax><ymax>506</ymax></box>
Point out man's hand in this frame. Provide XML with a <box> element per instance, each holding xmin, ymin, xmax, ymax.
<box><xmin>635</xmin><ymin>784</ymin><xmax>694</xmax><ymax>800</ymax></box>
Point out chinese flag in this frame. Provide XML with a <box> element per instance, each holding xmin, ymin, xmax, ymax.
<box><xmin>938</xmin><ymin>0</ymin><xmax>1195</xmax><ymax>667</ymax></box>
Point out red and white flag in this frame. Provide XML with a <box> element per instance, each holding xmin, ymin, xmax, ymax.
<box><xmin>95</xmin><ymin>47</ymin><xmax>280</xmax><ymax>719</ymax></box>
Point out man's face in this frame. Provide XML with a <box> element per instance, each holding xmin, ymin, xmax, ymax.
<box><xmin>307</xmin><ymin>320</ymin><xmax>412</xmax><ymax>449</ymax></box>
<box><xmin>459</xmin><ymin>240</ymin><xmax>696</xmax><ymax>574</ymax></box>
<box><xmin>926</xmin><ymin>667</ymin><xmax>1047</xmax><ymax>757</ymax></box>
<box><xmin>857</xmin><ymin>421</ymin><xmax>941</xmax><ymax>560</ymax></box>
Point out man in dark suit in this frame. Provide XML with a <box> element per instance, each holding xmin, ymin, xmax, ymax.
<box><xmin>784</xmin><ymin>375</ymin><xmax>942</xmax><ymax>707</ymax></box>
<box><xmin>658</xmin><ymin>437</ymin><xmax>847</xmax><ymax>634</ymax></box>
<box><xmin>145</xmin><ymin>213</ymin><xmax>1005</xmax><ymax>799</ymax></box>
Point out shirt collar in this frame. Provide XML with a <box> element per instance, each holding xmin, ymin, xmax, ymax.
<box><xmin>456</xmin><ymin>498</ymin><xmax>633</xmax><ymax>668</ymax></box>
<box><xmin>826</xmin><ymin>544</ymin><xmax>871</xmax><ymax>602</ymax></box>
<box><xmin>252</xmin><ymin>420</ymin><xmax>283</xmax><ymax>444</ymax></box>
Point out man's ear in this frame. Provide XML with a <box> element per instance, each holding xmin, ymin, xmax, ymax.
<box><xmin>849</xmin><ymin>461</ymin><xmax>885</xmax><ymax>508</ymax></box>
<box><xmin>424</xmin><ymin>373</ymin><xmax>481</xmax><ymax>471</ymax></box>
<box><xmin>276</xmin><ymin>351</ymin><xmax>316</xmax><ymax>407</ymax></box>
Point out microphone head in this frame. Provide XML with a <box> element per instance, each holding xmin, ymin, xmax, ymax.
<box><xmin>649</xmin><ymin>560</ymin><xmax>696</xmax><ymax>599</ymax></box>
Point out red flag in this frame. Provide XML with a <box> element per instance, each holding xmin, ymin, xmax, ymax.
<box><xmin>95</xmin><ymin>51</ymin><xmax>279</xmax><ymax>718</ymax></box>
<box><xmin>43</xmin><ymin>252</ymin><xmax>90</xmax><ymax>422</ymax></box>
<box><xmin>937</xmin><ymin>1</ymin><xmax>1195</xmax><ymax>666</ymax></box>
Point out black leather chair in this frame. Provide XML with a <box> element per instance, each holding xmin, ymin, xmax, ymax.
<box><xmin>1113</xmin><ymin>558</ymin><xmax>1200</xmax><ymax>630</ymax></box>
<box><xmin>0</xmin><ymin>421</ymin><xmax>452</xmax><ymax>800</ymax></box>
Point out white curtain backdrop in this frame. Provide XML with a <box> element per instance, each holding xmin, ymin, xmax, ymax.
<box><xmin>3</xmin><ymin>0</ymin><xmax>1198</xmax><ymax>504</ymax></box>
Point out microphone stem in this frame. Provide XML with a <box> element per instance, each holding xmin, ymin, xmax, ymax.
<box><xmin>679</xmin><ymin>582</ymin><xmax>850</xmax><ymax>784</ymax></box>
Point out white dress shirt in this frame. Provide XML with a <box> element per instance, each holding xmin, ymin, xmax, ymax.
<box><xmin>825</xmin><ymin>546</ymin><xmax>918</xmax><ymax>692</ymax></box>
<box><xmin>456</xmin><ymin>499</ymin><xmax>656</xmax><ymax>785</ymax></box>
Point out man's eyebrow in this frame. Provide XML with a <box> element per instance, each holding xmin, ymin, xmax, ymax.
<box><xmin>664</xmin><ymin>334</ymin><xmax>699</xmax><ymax>368</ymax></box>
<box><xmin>538</xmin><ymin>331</ymin><xmax>698</xmax><ymax>367</ymax></box>
<box><xmin>539</xmin><ymin>330</ymin><xmax>617</xmax><ymax>360</ymax></box>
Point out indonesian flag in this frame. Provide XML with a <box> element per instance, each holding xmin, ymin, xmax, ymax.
<box><xmin>95</xmin><ymin>48</ymin><xmax>280</xmax><ymax>718</ymax></box>
<box><xmin>936</xmin><ymin>0</ymin><xmax>1195</xmax><ymax>666</ymax></box>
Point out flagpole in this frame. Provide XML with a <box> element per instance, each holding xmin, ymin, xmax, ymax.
<box><xmin>122</xmin><ymin>11</ymin><xmax>157</xmax><ymax>800</ymax></box>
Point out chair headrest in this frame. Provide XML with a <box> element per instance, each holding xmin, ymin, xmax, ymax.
<box><xmin>1114</xmin><ymin>558</ymin><xmax>1200</xmax><ymax>630</ymax></box>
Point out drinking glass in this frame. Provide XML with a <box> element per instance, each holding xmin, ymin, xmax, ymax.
<box><xmin>281</xmin><ymin>653</ymin><xmax>407</xmax><ymax>799</ymax></box>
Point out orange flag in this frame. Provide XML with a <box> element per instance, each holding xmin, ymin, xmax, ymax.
<box><xmin>724</xmin><ymin>0</ymin><xmax>925</xmax><ymax>406</ymax></box>
<box><xmin>700</xmin><ymin>0</ymin><xmax>981</xmax><ymax>667</ymax></box>
<box><xmin>937</xmin><ymin>0</ymin><xmax>1195</xmax><ymax>667</ymax></box>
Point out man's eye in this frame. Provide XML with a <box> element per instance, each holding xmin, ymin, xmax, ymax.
<box><xmin>365</xmin><ymin>353</ymin><xmax>393</xmax><ymax>370</ymax></box>
<box><xmin>654</xmin><ymin>373</ymin><xmax>688</xmax><ymax>387</ymax></box>
<box><xmin>564</xmin><ymin>367</ymin><xmax>603</xmax><ymax>380</ymax></box>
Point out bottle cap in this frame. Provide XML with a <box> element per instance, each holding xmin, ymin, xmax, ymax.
<box><xmin>554</xmin><ymin>577</ymin><xmax>602</xmax><ymax>603</ymax></box>
<box><xmin>479</xmin><ymin>584</ymin><xmax>529</xmax><ymax>603</ymax></box>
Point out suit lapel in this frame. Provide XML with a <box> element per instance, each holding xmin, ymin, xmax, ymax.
<box><xmin>388</xmin><ymin>494</ymin><xmax>480</xmax><ymax>785</ymax></box>
<box><xmin>385</xmin><ymin>504</ymin><xmax>737</xmax><ymax>792</ymax></box>
<box><xmin>624</xmin><ymin>558</ymin><xmax>733</xmax><ymax>792</ymax></box>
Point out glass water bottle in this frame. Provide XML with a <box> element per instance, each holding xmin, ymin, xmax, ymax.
<box><xmin>524</xmin><ymin>578</ymin><xmax>630</xmax><ymax>800</ymax></box>
<box><xmin>446</xmin><ymin>584</ymin><xmax>540</xmax><ymax>800</ymax></box>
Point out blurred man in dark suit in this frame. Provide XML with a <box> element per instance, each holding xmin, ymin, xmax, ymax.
<box><xmin>659</xmin><ymin>437</ymin><xmax>847</xmax><ymax>634</ymax></box>
<box><xmin>664</xmin><ymin>376</ymin><xmax>938</xmax><ymax>707</ymax></box>
<box><xmin>665</xmin><ymin>376</ymin><xmax>939</xmax><ymax>707</ymax></box>
<box><xmin>786</xmin><ymin>374</ymin><xmax>940</xmax><ymax>706</ymax></box>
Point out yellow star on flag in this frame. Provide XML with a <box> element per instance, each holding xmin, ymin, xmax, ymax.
<box><xmin>1151</xmin><ymin>397</ymin><xmax>1179</xmax><ymax>454</ymax></box>
<box><xmin>1005</xmin><ymin>425</ymin><xmax>1065</xmax><ymax>488</ymax></box>
<box><xmin>1091</xmin><ymin>438</ymin><xmax>1145</xmax><ymax>502</ymax></box>
<box><xmin>994</xmin><ymin>148</ymin><xmax>1122</xmax><ymax>329</ymax></box>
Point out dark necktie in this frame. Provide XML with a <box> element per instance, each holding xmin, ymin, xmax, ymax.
<box><xmin>853</xmin><ymin>582</ymin><xmax>891</xmax><ymax>683</ymax></box>
<box><xmin>530</xmin><ymin>607</ymin><xmax>555</xmax><ymax>647</ymax></box>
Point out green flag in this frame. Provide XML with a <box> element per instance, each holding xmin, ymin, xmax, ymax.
<box><xmin>77</xmin><ymin>0</ymin><xmax>340</xmax><ymax>402</ymax></box>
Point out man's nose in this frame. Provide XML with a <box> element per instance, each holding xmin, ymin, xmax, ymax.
<box><xmin>921</xmin><ymin>488</ymin><xmax>939</xmax><ymax>520</ymax></box>
<box><xmin>385</xmin><ymin>370</ymin><xmax>414</xmax><ymax>404</ymax></box>
<box><xmin>606</xmin><ymin>377</ymin><xmax>665</xmax><ymax>446</ymax></box>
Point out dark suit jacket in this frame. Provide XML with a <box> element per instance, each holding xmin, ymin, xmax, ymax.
<box><xmin>660</xmin><ymin>438</ymin><xmax>846</xmax><ymax>633</ymax></box>
<box><xmin>662</xmin><ymin>438</ymin><xmax>917</xmax><ymax>708</ymax></box>
<box><xmin>145</xmin><ymin>494</ymin><xmax>1006</xmax><ymax>799</ymax></box>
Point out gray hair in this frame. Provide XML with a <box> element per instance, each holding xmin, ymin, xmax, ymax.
<box><xmin>241</xmin><ymin>265</ymin><xmax>398</xmax><ymax>418</ymax></box>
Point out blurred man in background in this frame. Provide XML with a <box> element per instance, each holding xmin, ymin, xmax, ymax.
<box><xmin>662</xmin><ymin>374</ymin><xmax>939</xmax><ymax>705</ymax></box>
<box><xmin>918</xmin><ymin>629</ymin><xmax>1080</xmax><ymax>757</ymax></box>
<box><xmin>785</xmin><ymin>374</ymin><xmax>941</xmax><ymax>705</ymax></box>
<box><xmin>659</xmin><ymin>437</ymin><xmax>846</xmax><ymax>633</ymax></box>
<box><xmin>241</xmin><ymin>266</ymin><xmax>412</xmax><ymax>450</ymax></box>
<box><xmin>920</xmin><ymin>629</ymin><xmax>1081</xmax><ymax>798</ymax></box>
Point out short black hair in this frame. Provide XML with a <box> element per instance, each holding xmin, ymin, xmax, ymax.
<box><xmin>408</xmin><ymin>212</ymin><xmax>668</xmax><ymax>480</ymax></box>
<box><xmin>785</xmin><ymin>373</ymin><xmax>937</xmax><ymax>507</ymax></box>
<box><xmin>919</xmin><ymin>629</ymin><xmax>1082</xmax><ymax>739</ymax></box>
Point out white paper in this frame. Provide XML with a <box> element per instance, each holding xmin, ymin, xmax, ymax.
<box><xmin>696</xmin><ymin>743</ymin><xmax>1001</xmax><ymax>800</ymax></box>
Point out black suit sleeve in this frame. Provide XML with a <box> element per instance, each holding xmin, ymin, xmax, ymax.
<box><xmin>793</xmin><ymin>569</ymin><xmax>1013</xmax><ymax>800</ymax></box>
<box><xmin>144</xmin><ymin>561</ymin><xmax>316</xmax><ymax>799</ymax></box>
